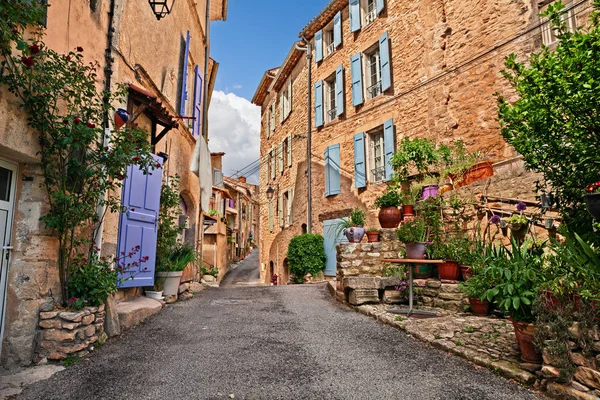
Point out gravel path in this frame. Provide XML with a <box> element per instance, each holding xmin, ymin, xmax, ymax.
<box><xmin>18</xmin><ymin>273</ymin><xmax>541</xmax><ymax>399</ymax></box>
<box><xmin>220</xmin><ymin>251</ymin><xmax>261</xmax><ymax>287</ymax></box>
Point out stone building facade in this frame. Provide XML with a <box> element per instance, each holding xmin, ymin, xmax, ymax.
<box><xmin>0</xmin><ymin>0</ymin><xmax>227</xmax><ymax>366</ymax></box>
<box><xmin>253</xmin><ymin>0</ymin><xmax>589</xmax><ymax>284</ymax></box>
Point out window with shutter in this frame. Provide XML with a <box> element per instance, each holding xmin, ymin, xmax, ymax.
<box><xmin>287</xmin><ymin>135</ymin><xmax>293</xmax><ymax>167</ymax></box>
<box><xmin>192</xmin><ymin>65</ymin><xmax>203</xmax><ymax>137</ymax></box>
<box><xmin>179</xmin><ymin>31</ymin><xmax>191</xmax><ymax>116</ymax></box>
<box><xmin>268</xmin><ymin>201</ymin><xmax>274</xmax><ymax>232</ymax></box>
<box><xmin>278</xmin><ymin>143</ymin><xmax>284</xmax><ymax>173</ymax></box>
<box><xmin>271</xmin><ymin>149</ymin><xmax>276</xmax><ymax>179</ymax></box>
<box><xmin>349</xmin><ymin>0</ymin><xmax>361</xmax><ymax>32</ymax></box>
<box><xmin>383</xmin><ymin>118</ymin><xmax>395</xmax><ymax>180</ymax></box>
<box><xmin>379</xmin><ymin>31</ymin><xmax>391</xmax><ymax>92</ymax></box>
<box><xmin>315</xmin><ymin>30</ymin><xmax>323</xmax><ymax>63</ymax></box>
<box><xmin>315</xmin><ymin>80</ymin><xmax>324</xmax><ymax>127</ymax></box>
<box><xmin>278</xmin><ymin>194</ymin><xmax>284</xmax><ymax>227</ymax></box>
<box><xmin>288</xmin><ymin>189</ymin><xmax>294</xmax><ymax>225</ymax></box>
<box><xmin>334</xmin><ymin>11</ymin><xmax>342</xmax><ymax>48</ymax></box>
<box><xmin>324</xmin><ymin>147</ymin><xmax>330</xmax><ymax>196</ymax></box>
<box><xmin>335</xmin><ymin>65</ymin><xmax>345</xmax><ymax>117</ymax></box>
<box><xmin>354</xmin><ymin>132</ymin><xmax>367</xmax><ymax>188</ymax></box>
<box><xmin>270</xmin><ymin>103</ymin><xmax>276</xmax><ymax>132</ymax></box>
<box><xmin>324</xmin><ymin>73</ymin><xmax>337</xmax><ymax>123</ymax></box>
<box><xmin>350</xmin><ymin>53</ymin><xmax>364</xmax><ymax>106</ymax></box>
<box><xmin>328</xmin><ymin>144</ymin><xmax>341</xmax><ymax>196</ymax></box>
<box><xmin>265</xmin><ymin>155</ymin><xmax>270</xmax><ymax>182</ymax></box>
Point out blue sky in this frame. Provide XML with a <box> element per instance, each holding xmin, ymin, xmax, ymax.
<box><xmin>210</xmin><ymin>0</ymin><xmax>327</xmax><ymax>101</ymax></box>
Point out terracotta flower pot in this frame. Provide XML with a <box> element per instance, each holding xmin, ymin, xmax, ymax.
<box><xmin>438</xmin><ymin>261</ymin><xmax>460</xmax><ymax>280</ymax></box>
<box><xmin>402</xmin><ymin>205</ymin><xmax>414</xmax><ymax>217</ymax></box>
<box><xmin>405</xmin><ymin>242</ymin><xmax>427</xmax><ymax>259</ymax></box>
<box><xmin>510</xmin><ymin>319</ymin><xmax>542</xmax><ymax>363</ymax></box>
<box><xmin>378</xmin><ymin>206</ymin><xmax>402</xmax><ymax>228</ymax></box>
<box><xmin>460</xmin><ymin>265</ymin><xmax>473</xmax><ymax>280</ymax></box>
<box><xmin>451</xmin><ymin>161</ymin><xmax>494</xmax><ymax>189</ymax></box>
<box><xmin>344</xmin><ymin>227</ymin><xmax>365</xmax><ymax>243</ymax></box>
<box><xmin>366</xmin><ymin>231</ymin><xmax>380</xmax><ymax>242</ymax></box>
<box><xmin>469</xmin><ymin>298</ymin><xmax>490</xmax><ymax>316</ymax></box>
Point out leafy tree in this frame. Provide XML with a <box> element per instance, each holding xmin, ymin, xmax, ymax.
<box><xmin>497</xmin><ymin>1</ymin><xmax>600</xmax><ymax>239</ymax></box>
<box><xmin>287</xmin><ymin>234</ymin><xmax>327</xmax><ymax>283</ymax></box>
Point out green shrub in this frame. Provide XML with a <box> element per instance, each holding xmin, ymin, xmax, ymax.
<box><xmin>287</xmin><ymin>234</ymin><xmax>327</xmax><ymax>283</ymax></box>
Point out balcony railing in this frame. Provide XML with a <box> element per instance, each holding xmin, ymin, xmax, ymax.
<box><xmin>365</xmin><ymin>8</ymin><xmax>377</xmax><ymax>25</ymax></box>
<box><xmin>372</xmin><ymin>166</ymin><xmax>385</xmax><ymax>182</ymax></box>
<box><xmin>367</xmin><ymin>80</ymin><xmax>382</xmax><ymax>99</ymax></box>
<box><xmin>327</xmin><ymin>108</ymin><xmax>337</xmax><ymax>122</ymax></box>
<box><xmin>326</xmin><ymin>42</ymin><xmax>335</xmax><ymax>57</ymax></box>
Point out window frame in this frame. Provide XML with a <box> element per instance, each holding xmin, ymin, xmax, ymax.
<box><xmin>540</xmin><ymin>0</ymin><xmax>576</xmax><ymax>46</ymax></box>
<box><xmin>364</xmin><ymin>44</ymin><xmax>382</xmax><ymax>100</ymax></box>
<box><xmin>363</xmin><ymin>0</ymin><xmax>377</xmax><ymax>27</ymax></box>
<box><xmin>324</xmin><ymin>27</ymin><xmax>335</xmax><ymax>58</ymax></box>
<box><xmin>324</xmin><ymin>73</ymin><xmax>337</xmax><ymax>123</ymax></box>
<box><xmin>367</xmin><ymin>127</ymin><xmax>385</xmax><ymax>183</ymax></box>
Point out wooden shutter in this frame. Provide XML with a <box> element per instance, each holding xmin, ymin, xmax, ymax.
<box><xmin>350</xmin><ymin>53</ymin><xmax>364</xmax><ymax>106</ymax></box>
<box><xmin>288</xmin><ymin>80</ymin><xmax>293</xmax><ymax>116</ymax></box>
<box><xmin>278</xmin><ymin>194</ymin><xmax>284</xmax><ymax>227</ymax></box>
<box><xmin>315</xmin><ymin>80</ymin><xmax>324</xmax><ymax>127</ymax></box>
<box><xmin>278</xmin><ymin>142</ymin><xmax>284</xmax><ymax>172</ymax></box>
<box><xmin>268</xmin><ymin>201</ymin><xmax>274</xmax><ymax>231</ymax></box>
<box><xmin>349</xmin><ymin>0</ymin><xmax>361</xmax><ymax>32</ymax></box>
<box><xmin>179</xmin><ymin>30</ymin><xmax>191</xmax><ymax>115</ymax></box>
<box><xmin>265</xmin><ymin>154</ymin><xmax>270</xmax><ymax>182</ymax></box>
<box><xmin>287</xmin><ymin>189</ymin><xmax>294</xmax><ymax>225</ymax></box>
<box><xmin>376</xmin><ymin>0</ymin><xmax>385</xmax><ymax>15</ymax></box>
<box><xmin>328</xmin><ymin>144</ymin><xmax>341</xmax><ymax>196</ymax></box>
<box><xmin>266</xmin><ymin>110</ymin><xmax>271</xmax><ymax>138</ymax></box>
<box><xmin>279</xmin><ymin>93</ymin><xmax>284</xmax><ymax>123</ymax></box>
<box><xmin>287</xmin><ymin>134</ymin><xmax>293</xmax><ymax>167</ymax></box>
<box><xmin>270</xmin><ymin>103</ymin><xmax>276</xmax><ymax>132</ymax></box>
<box><xmin>383</xmin><ymin>119</ymin><xmax>395</xmax><ymax>181</ymax></box>
<box><xmin>335</xmin><ymin>65</ymin><xmax>344</xmax><ymax>117</ymax></box>
<box><xmin>354</xmin><ymin>132</ymin><xmax>367</xmax><ymax>189</ymax></box>
<box><xmin>379</xmin><ymin>31</ymin><xmax>391</xmax><ymax>92</ymax></box>
<box><xmin>192</xmin><ymin>65</ymin><xmax>203</xmax><ymax>137</ymax></box>
<box><xmin>315</xmin><ymin>30</ymin><xmax>323</xmax><ymax>63</ymax></box>
<box><xmin>334</xmin><ymin>11</ymin><xmax>342</xmax><ymax>47</ymax></box>
<box><xmin>324</xmin><ymin>147</ymin><xmax>330</xmax><ymax>196</ymax></box>
<box><xmin>271</xmin><ymin>149</ymin><xmax>276</xmax><ymax>179</ymax></box>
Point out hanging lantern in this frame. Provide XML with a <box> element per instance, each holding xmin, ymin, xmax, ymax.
<box><xmin>540</xmin><ymin>191</ymin><xmax>554</xmax><ymax>209</ymax></box>
<box><xmin>114</xmin><ymin>108</ymin><xmax>130</xmax><ymax>130</ymax></box>
<box><xmin>148</xmin><ymin>0</ymin><xmax>175</xmax><ymax>20</ymax></box>
<box><xmin>545</xmin><ymin>218</ymin><xmax>554</xmax><ymax>229</ymax></box>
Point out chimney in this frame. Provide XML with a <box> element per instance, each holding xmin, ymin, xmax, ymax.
<box><xmin>239</xmin><ymin>176</ymin><xmax>247</xmax><ymax>183</ymax></box>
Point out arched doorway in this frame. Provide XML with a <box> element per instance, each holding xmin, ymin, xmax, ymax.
<box><xmin>301</xmin><ymin>223</ymin><xmax>307</xmax><ymax>234</ymax></box>
<box><xmin>282</xmin><ymin>258</ymin><xmax>289</xmax><ymax>284</ymax></box>
<box><xmin>269</xmin><ymin>261</ymin><xmax>274</xmax><ymax>283</ymax></box>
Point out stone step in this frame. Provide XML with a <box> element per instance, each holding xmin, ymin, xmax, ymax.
<box><xmin>116</xmin><ymin>297</ymin><xmax>163</xmax><ymax>332</ymax></box>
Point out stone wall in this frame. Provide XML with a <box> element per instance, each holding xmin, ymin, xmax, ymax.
<box><xmin>35</xmin><ymin>305</ymin><xmax>106</xmax><ymax>363</ymax></box>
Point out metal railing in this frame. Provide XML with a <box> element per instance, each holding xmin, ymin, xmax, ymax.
<box><xmin>326</xmin><ymin>42</ymin><xmax>335</xmax><ymax>57</ymax></box>
<box><xmin>372</xmin><ymin>166</ymin><xmax>385</xmax><ymax>182</ymax></box>
<box><xmin>367</xmin><ymin>80</ymin><xmax>382</xmax><ymax>99</ymax></box>
<box><xmin>365</xmin><ymin>8</ymin><xmax>377</xmax><ymax>25</ymax></box>
<box><xmin>327</xmin><ymin>108</ymin><xmax>337</xmax><ymax>122</ymax></box>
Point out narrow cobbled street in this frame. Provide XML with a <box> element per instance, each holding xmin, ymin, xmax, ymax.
<box><xmin>18</xmin><ymin>251</ymin><xmax>539</xmax><ymax>400</ymax></box>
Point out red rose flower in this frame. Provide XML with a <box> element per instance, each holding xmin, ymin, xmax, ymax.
<box><xmin>21</xmin><ymin>56</ymin><xmax>34</xmax><ymax>68</ymax></box>
<box><xmin>76</xmin><ymin>46</ymin><xmax>84</xmax><ymax>52</ymax></box>
<box><xmin>156</xmin><ymin>163</ymin><xmax>161</xmax><ymax>168</ymax></box>
<box><xmin>133</xmin><ymin>156</ymin><xmax>140</xmax><ymax>162</ymax></box>
<box><xmin>73</xmin><ymin>117</ymin><xmax>82</xmax><ymax>125</ymax></box>
<box><xmin>29</xmin><ymin>44</ymin><xmax>40</xmax><ymax>55</ymax></box>
<box><xmin>85</xmin><ymin>122</ymin><xmax>96</xmax><ymax>128</ymax></box>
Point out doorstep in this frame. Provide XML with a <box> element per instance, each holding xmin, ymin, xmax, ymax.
<box><xmin>116</xmin><ymin>297</ymin><xmax>163</xmax><ymax>332</ymax></box>
<box><xmin>0</xmin><ymin>365</ymin><xmax>64</xmax><ymax>399</ymax></box>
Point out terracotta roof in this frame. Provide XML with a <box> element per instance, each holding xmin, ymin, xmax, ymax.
<box><xmin>269</xmin><ymin>43</ymin><xmax>304</xmax><ymax>93</ymax></box>
<box><xmin>298</xmin><ymin>0</ymin><xmax>347</xmax><ymax>40</ymax></box>
<box><xmin>251</xmin><ymin>67</ymin><xmax>279</xmax><ymax>106</ymax></box>
<box><xmin>128</xmin><ymin>84</ymin><xmax>178</xmax><ymax>127</ymax></box>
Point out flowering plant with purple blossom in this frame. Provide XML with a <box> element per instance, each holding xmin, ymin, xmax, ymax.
<box><xmin>516</xmin><ymin>202</ymin><xmax>527</xmax><ymax>212</ymax></box>
<box><xmin>490</xmin><ymin>214</ymin><xmax>502</xmax><ymax>225</ymax></box>
<box><xmin>394</xmin><ymin>280</ymin><xmax>426</xmax><ymax>301</ymax></box>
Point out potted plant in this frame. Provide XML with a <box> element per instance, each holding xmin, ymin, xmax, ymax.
<box><xmin>374</xmin><ymin>189</ymin><xmax>402</xmax><ymax>228</ymax></box>
<box><xmin>145</xmin><ymin>275</ymin><xmax>165</xmax><ymax>300</ymax></box>
<box><xmin>483</xmin><ymin>239</ymin><xmax>544</xmax><ymax>363</ymax></box>
<box><xmin>341</xmin><ymin>208</ymin><xmax>367</xmax><ymax>243</ymax></box>
<box><xmin>396</xmin><ymin>217</ymin><xmax>428</xmax><ymax>259</ymax></box>
<box><xmin>428</xmin><ymin>238</ymin><xmax>463</xmax><ymax>281</ymax></box>
<box><xmin>585</xmin><ymin>181</ymin><xmax>600</xmax><ymax>220</ymax></box>
<box><xmin>390</xmin><ymin>137</ymin><xmax>440</xmax><ymax>182</ymax></box>
<box><xmin>401</xmin><ymin>186</ymin><xmax>420</xmax><ymax>218</ymax></box>
<box><xmin>366</xmin><ymin>228</ymin><xmax>380</xmax><ymax>242</ymax></box>
<box><xmin>421</xmin><ymin>175</ymin><xmax>440</xmax><ymax>200</ymax></box>
<box><xmin>507</xmin><ymin>213</ymin><xmax>528</xmax><ymax>243</ymax></box>
<box><xmin>157</xmin><ymin>243</ymin><xmax>198</xmax><ymax>297</ymax></box>
<box><xmin>459</xmin><ymin>265</ymin><xmax>494</xmax><ymax>316</ymax></box>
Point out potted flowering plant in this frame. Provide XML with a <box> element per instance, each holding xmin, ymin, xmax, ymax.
<box><xmin>507</xmin><ymin>202</ymin><xmax>529</xmax><ymax>241</ymax></box>
<box><xmin>365</xmin><ymin>228</ymin><xmax>380</xmax><ymax>243</ymax></box>
<box><xmin>340</xmin><ymin>208</ymin><xmax>367</xmax><ymax>243</ymax></box>
<box><xmin>401</xmin><ymin>186</ymin><xmax>420</xmax><ymax>218</ymax></box>
<box><xmin>585</xmin><ymin>181</ymin><xmax>600</xmax><ymax>220</ymax></box>
<box><xmin>396</xmin><ymin>217</ymin><xmax>428</xmax><ymax>259</ymax></box>
<box><xmin>374</xmin><ymin>189</ymin><xmax>402</xmax><ymax>228</ymax></box>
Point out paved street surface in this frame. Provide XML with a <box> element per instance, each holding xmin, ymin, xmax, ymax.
<box><xmin>19</xmin><ymin>252</ymin><xmax>539</xmax><ymax>400</ymax></box>
<box><xmin>220</xmin><ymin>251</ymin><xmax>262</xmax><ymax>287</ymax></box>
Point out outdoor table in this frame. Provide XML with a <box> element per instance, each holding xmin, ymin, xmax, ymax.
<box><xmin>382</xmin><ymin>259</ymin><xmax>444</xmax><ymax>317</ymax></box>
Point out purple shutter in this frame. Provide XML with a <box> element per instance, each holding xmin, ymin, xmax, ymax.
<box><xmin>179</xmin><ymin>31</ymin><xmax>191</xmax><ymax>116</ymax></box>
<box><xmin>192</xmin><ymin>65</ymin><xmax>203</xmax><ymax>137</ymax></box>
<box><xmin>117</xmin><ymin>155</ymin><xmax>163</xmax><ymax>288</ymax></box>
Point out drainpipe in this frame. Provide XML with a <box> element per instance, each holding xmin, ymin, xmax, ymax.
<box><xmin>94</xmin><ymin>0</ymin><xmax>117</xmax><ymax>254</ymax></box>
<box><xmin>296</xmin><ymin>38</ymin><xmax>312</xmax><ymax>234</ymax></box>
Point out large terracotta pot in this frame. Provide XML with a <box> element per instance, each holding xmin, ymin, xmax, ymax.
<box><xmin>378</xmin><ymin>207</ymin><xmax>402</xmax><ymax>228</ymax></box>
<box><xmin>452</xmin><ymin>161</ymin><xmax>494</xmax><ymax>189</ymax></box>
<box><xmin>585</xmin><ymin>193</ymin><xmax>600</xmax><ymax>220</ymax></box>
<box><xmin>402</xmin><ymin>205</ymin><xmax>414</xmax><ymax>217</ymax></box>
<box><xmin>366</xmin><ymin>231</ymin><xmax>380</xmax><ymax>243</ymax></box>
<box><xmin>460</xmin><ymin>265</ymin><xmax>473</xmax><ymax>280</ymax></box>
<box><xmin>438</xmin><ymin>261</ymin><xmax>460</xmax><ymax>280</ymax></box>
<box><xmin>510</xmin><ymin>319</ymin><xmax>542</xmax><ymax>363</ymax></box>
<box><xmin>344</xmin><ymin>227</ymin><xmax>365</xmax><ymax>243</ymax></box>
<box><xmin>469</xmin><ymin>298</ymin><xmax>490</xmax><ymax>316</ymax></box>
<box><xmin>405</xmin><ymin>242</ymin><xmax>427</xmax><ymax>259</ymax></box>
<box><xmin>412</xmin><ymin>264</ymin><xmax>432</xmax><ymax>279</ymax></box>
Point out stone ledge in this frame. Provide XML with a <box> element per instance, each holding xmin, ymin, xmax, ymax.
<box><xmin>116</xmin><ymin>297</ymin><xmax>163</xmax><ymax>332</ymax></box>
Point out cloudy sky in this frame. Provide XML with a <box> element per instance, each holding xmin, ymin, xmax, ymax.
<box><xmin>207</xmin><ymin>0</ymin><xmax>326</xmax><ymax>184</ymax></box>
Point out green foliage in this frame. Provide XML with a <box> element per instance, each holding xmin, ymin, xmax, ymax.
<box><xmin>165</xmin><ymin>243</ymin><xmax>197</xmax><ymax>272</ymax></box>
<box><xmin>349</xmin><ymin>208</ymin><xmax>366</xmax><ymax>227</ymax></box>
<box><xmin>415</xmin><ymin>196</ymin><xmax>444</xmax><ymax>243</ymax></box>
<box><xmin>207</xmin><ymin>209</ymin><xmax>220</xmax><ymax>217</ymax></box>
<box><xmin>156</xmin><ymin>176</ymin><xmax>182</xmax><ymax>272</ymax></box>
<box><xmin>366</xmin><ymin>227</ymin><xmax>380</xmax><ymax>233</ymax></box>
<box><xmin>428</xmin><ymin>236</ymin><xmax>470</xmax><ymax>262</ymax></box>
<box><xmin>497</xmin><ymin>1</ymin><xmax>600</xmax><ymax>239</ymax></box>
<box><xmin>0</xmin><ymin>2</ymin><xmax>155</xmax><ymax>304</ymax></box>
<box><xmin>390</xmin><ymin>138</ymin><xmax>440</xmax><ymax>181</ymax></box>
<box><xmin>201</xmin><ymin>265</ymin><xmax>219</xmax><ymax>278</ymax></box>
<box><xmin>506</xmin><ymin>214</ymin><xmax>528</xmax><ymax>227</ymax></box>
<box><xmin>459</xmin><ymin>265</ymin><xmax>497</xmax><ymax>299</ymax></box>
<box><xmin>63</xmin><ymin>355</ymin><xmax>80</xmax><ymax>367</ymax></box>
<box><xmin>396</xmin><ymin>217</ymin><xmax>428</xmax><ymax>243</ymax></box>
<box><xmin>401</xmin><ymin>186</ymin><xmax>421</xmax><ymax>205</ymax></box>
<box><xmin>374</xmin><ymin>189</ymin><xmax>402</xmax><ymax>209</ymax></box>
<box><xmin>287</xmin><ymin>234</ymin><xmax>327</xmax><ymax>282</ymax></box>
<box><xmin>382</xmin><ymin>264</ymin><xmax>407</xmax><ymax>278</ymax></box>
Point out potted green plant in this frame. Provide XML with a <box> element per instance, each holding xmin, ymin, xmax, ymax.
<box><xmin>145</xmin><ymin>276</ymin><xmax>165</xmax><ymax>300</ymax></box>
<box><xmin>157</xmin><ymin>243</ymin><xmax>198</xmax><ymax>297</ymax></box>
<box><xmin>459</xmin><ymin>264</ymin><xmax>495</xmax><ymax>316</ymax></box>
<box><xmin>483</xmin><ymin>239</ymin><xmax>544</xmax><ymax>363</ymax></box>
<box><xmin>507</xmin><ymin>203</ymin><xmax>529</xmax><ymax>241</ymax></box>
<box><xmin>396</xmin><ymin>217</ymin><xmax>428</xmax><ymax>259</ymax></box>
<box><xmin>341</xmin><ymin>208</ymin><xmax>367</xmax><ymax>243</ymax></box>
<box><xmin>366</xmin><ymin>228</ymin><xmax>380</xmax><ymax>243</ymax></box>
<box><xmin>421</xmin><ymin>175</ymin><xmax>440</xmax><ymax>200</ymax></box>
<box><xmin>428</xmin><ymin>237</ymin><xmax>466</xmax><ymax>281</ymax></box>
<box><xmin>401</xmin><ymin>186</ymin><xmax>420</xmax><ymax>218</ymax></box>
<box><xmin>390</xmin><ymin>137</ymin><xmax>439</xmax><ymax>181</ymax></box>
<box><xmin>374</xmin><ymin>189</ymin><xmax>402</xmax><ymax>228</ymax></box>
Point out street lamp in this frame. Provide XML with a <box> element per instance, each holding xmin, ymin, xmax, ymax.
<box><xmin>266</xmin><ymin>186</ymin><xmax>275</xmax><ymax>200</ymax></box>
<box><xmin>148</xmin><ymin>0</ymin><xmax>175</xmax><ymax>20</ymax></box>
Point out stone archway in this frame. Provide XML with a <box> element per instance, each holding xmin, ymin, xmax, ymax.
<box><xmin>282</xmin><ymin>258</ymin><xmax>290</xmax><ymax>284</ymax></box>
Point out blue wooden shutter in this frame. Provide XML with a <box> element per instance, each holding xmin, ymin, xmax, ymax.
<box><xmin>335</xmin><ymin>64</ymin><xmax>344</xmax><ymax>117</ymax></box>
<box><xmin>324</xmin><ymin>147</ymin><xmax>330</xmax><ymax>196</ymax></box>
<box><xmin>265</xmin><ymin>154</ymin><xmax>270</xmax><ymax>182</ymax></box>
<box><xmin>315</xmin><ymin>30</ymin><xmax>323</xmax><ymax>63</ymax></box>
<box><xmin>349</xmin><ymin>0</ymin><xmax>361</xmax><ymax>32</ymax></box>
<box><xmin>192</xmin><ymin>65</ymin><xmax>203</xmax><ymax>137</ymax></box>
<box><xmin>268</xmin><ymin>201</ymin><xmax>274</xmax><ymax>231</ymax></box>
<box><xmin>383</xmin><ymin>119</ymin><xmax>395</xmax><ymax>181</ymax></box>
<box><xmin>354</xmin><ymin>132</ymin><xmax>367</xmax><ymax>189</ymax></box>
<box><xmin>379</xmin><ymin>31</ymin><xmax>391</xmax><ymax>92</ymax></box>
<box><xmin>117</xmin><ymin>155</ymin><xmax>163</xmax><ymax>288</ymax></box>
<box><xmin>376</xmin><ymin>0</ymin><xmax>385</xmax><ymax>15</ymax></box>
<box><xmin>180</xmin><ymin>30</ymin><xmax>191</xmax><ymax>116</ymax></box>
<box><xmin>334</xmin><ymin>11</ymin><xmax>342</xmax><ymax>47</ymax></box>
<box><xmin>315</xmin><ymin>80</ymin><xmax>324</xmax><ymax>127</ymax></box>
<box><xmin>329</xmin><ymin>144</ymin><xmax>341</xmax><ymax>196</ymax></box>
<box><xmin>350</xmin><ymin>53</ymin><xmax>364</xmax><ymax>106</ymax></box>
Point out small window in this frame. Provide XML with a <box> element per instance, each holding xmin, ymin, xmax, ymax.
<box><xmin>281</xmin><ymin>80</ymin><xmax>292</xmax><ymax>121</ymax></box>
<box><xmin>368</xmin><ymin>128</ymin><xmax>385</xmax><ymax>183</ymax></box>
<box><xmin>363</xmin><ymin>0</ymin><xmax>377</xmax><ymax>27</ymax></box>
<box><xmin>324</xmin><ymin>28</ymin><xmax>335</xmax><ymax>57</ymax></box>
<box><xmin>541</xmin><ymin>0</ymin><xmax>576</xmax><ymax>46</ymax></box>
<box><xmin>282</xmin><ymin>139</ymin><xmax>289</xmax><ymax>168</ymax></box>
<box><xmin>324</xmin><ymin>73</ymin><xmax>337</xmax><ymax>123</ymax></box>
<box><xmin>364</xmin><ymin>45</ymin><xmax>382</xmax><ymax>100</ymax></box>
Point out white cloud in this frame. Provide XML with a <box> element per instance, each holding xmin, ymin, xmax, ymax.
<box><xmin>208</xmin><ymin>91</ymin><xmax>261</xmax><ymax>184</ymax></box>
<box><xmin>232</xmin><ymin>84</ymin><xmax>242</xmax><ymax>89</ymax></box>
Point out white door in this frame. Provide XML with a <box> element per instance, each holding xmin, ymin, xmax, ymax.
<box><xmin>0</xmin><ymin>159</ymin><xmax>17</xmax><ymax>356</ymax></box>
